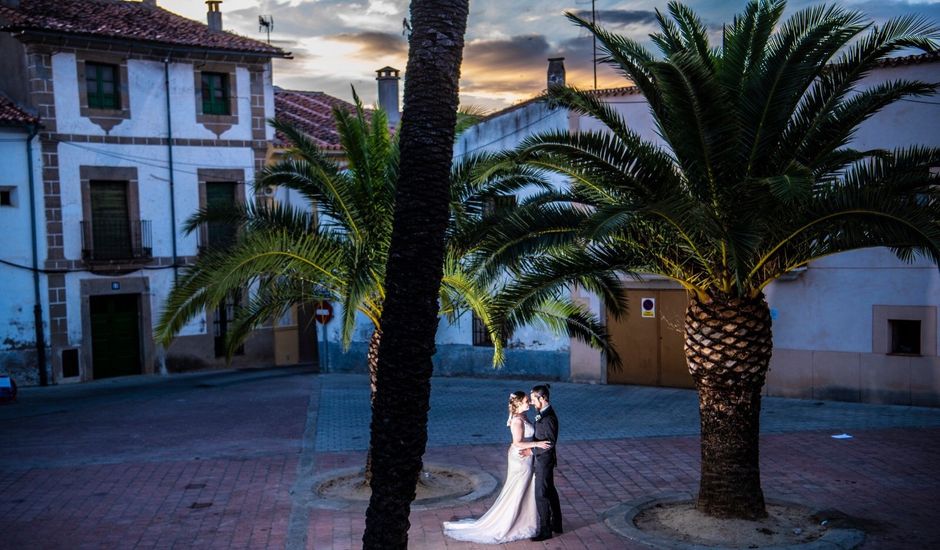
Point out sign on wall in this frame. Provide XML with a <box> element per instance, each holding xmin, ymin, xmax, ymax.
<box><xmin>641</xmin><ymin>297</ymin><xmax>656</xmax><ymax>318</ymax></box>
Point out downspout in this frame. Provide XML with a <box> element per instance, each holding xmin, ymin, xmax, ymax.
<box><xmin>164</xmin><ymin>58</ymin><xmax>178</xmax><ymax>281</ymax></box>
<box><xmin>25</xmin><ymin>123</ymin><xmax>48</xmax><ymax>386</ymax></box>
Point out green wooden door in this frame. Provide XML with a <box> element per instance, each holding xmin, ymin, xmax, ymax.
<box><xmin>90</xmin><ymin>294</ymin><xmax>141</xmax><ymax>379</ymax></box>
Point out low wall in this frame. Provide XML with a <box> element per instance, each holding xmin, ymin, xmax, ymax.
<box><xmin>0</xmin><ymin>348</ymin><xmax>49</xmax><ymax>386</ymax></box>
<box><xmin>323</xmin><ymin>342</ymin><xmax>570</xmax><ymax>381</ymax></box>
<box><xmin>766</xmin><ymin>348</ymin><xmax>940</xmax><ymax>407</ymax></box>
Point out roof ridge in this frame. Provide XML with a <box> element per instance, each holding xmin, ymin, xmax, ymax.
<box><xmin>0</xmin><ymin>0</ymin><xmax>287</xmax><ymax>56</ymax></box>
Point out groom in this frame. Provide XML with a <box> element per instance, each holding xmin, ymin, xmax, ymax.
<box><xmin>530</xmin><ymin>384</ymin><xmax>562</xmax><ymax>541</ymax></box>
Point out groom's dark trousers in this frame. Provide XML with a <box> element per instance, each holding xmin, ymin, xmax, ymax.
<box><xmin>533</xmin><ymin>407</ymin><xmax>562</xmax><ymax>535</ymax></box>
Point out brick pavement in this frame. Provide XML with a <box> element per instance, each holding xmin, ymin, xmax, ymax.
<box><xmin>1</xmin><ymin>370</ymin><xmax>939</xmax><ymax>549</ymax></box>
<box><xmin>307</xmin><ymin>428</ymin><xmax>940</xmax><ymax>549</ymax></box>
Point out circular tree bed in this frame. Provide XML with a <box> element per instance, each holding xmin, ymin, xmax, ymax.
<box><xmin>310</xmin><ymin>464</ymin><xmax>497</xmax><ymax>510</ymax></box>
<box><xmin>605</xmin><ymin>494</ymin><xmax>865</xmax><ymax>549</ymax></box>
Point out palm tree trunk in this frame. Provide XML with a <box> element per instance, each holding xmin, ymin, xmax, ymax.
<box><xmin>362</xmin><ymin>1</ymin><xmax>470</xmax><ymax>548</ymax></box>
<box><xmin>685</xmin><ymin>291</ymin><xmax>772</xmax><ymax>520</ymax></box>
<box><xmin>364</xmin><ymin>328</ymin><xmax>381</xmax><ymax>487</ymax></box>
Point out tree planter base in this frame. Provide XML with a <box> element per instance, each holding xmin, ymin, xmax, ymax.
<box><xmin>309</xmin><ymin>464</ymin><xmax>496</xmax><ymax>511</ymax></box>
<box><xmin>604</xmin><ymin>493</ymin><xmax>864</xmax><ymax>549</ymax></box>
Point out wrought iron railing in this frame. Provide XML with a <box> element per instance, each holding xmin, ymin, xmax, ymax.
<box><xmin>80</xmin><ymin>219</ymin><xmax>152</xmax><ymax>261</ymax></box>
<box><xmin>196</xmin><ymin>221</ymin><xmax>238</xmax><ymax>254</ymax></box>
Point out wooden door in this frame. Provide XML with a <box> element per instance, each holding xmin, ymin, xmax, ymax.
<box><xmin>658</xmin><ymin>290</ymin><xmax>693</xmax><ymax>388</ymax></box>
<box><xmin>607</xmin><ymin>290</ymin><xmax>659</xmax><ymax>385</ymax></box>
<box><xmin>606</xmin><ymin>289</ymin><xmax>692</xmax><ymax>388</ymax></box>
<box><xmin>90</xmin><ymin>294</ymin><xmax>141</xmax><ymax>379</ymax></box>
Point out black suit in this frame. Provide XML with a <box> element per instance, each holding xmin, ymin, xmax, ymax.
<box><xmin>532</xmin><ymin>406</ymin><xmax>562</xmax><ymax>535</ymax></box>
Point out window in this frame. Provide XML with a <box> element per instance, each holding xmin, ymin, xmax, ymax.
<box><xmin>205</xmin><ymin>181</ymin><xmax>238</xmax><ymax>249</ymax></box>
<box><xmin>85</xmin><ymin>62</ymin><xmax>119</xmax><ymax>109</ymax></box>
<box><xmin>483</xmin><ymin>194</ymin><xmax>517</xmax><ymax>217</ymax></box>
<box><xmin>89</xmin><ymin>181</ymin><xmax>131</xmax><ymax>259</ymax></box>
<box><xmin>214</xmin><ymin>290</ymin><xmax>245</xmax><ymax>357</ymax></box>
<box><xmin>61</xmin><ymin>348</ymin><xmax>80</xmax><ymax>378</ymax></box>
<box><xmin>201</xmin><ymin>72</ymin><xmax>230</xmax><ymax>115</ymax></box>
<box><xmin>889</xmin><ymin>319</ymin><xmax>921</xmax><ymax>355</ymax></box>
<box><xmin>0</xmin><ymin>187</ymin><xmax>14</xmax><ymax>207</ymax></box>
<box><xmin>472</xmin><ymin>313</ymin><xmax>493</xmax><ymax>347</ymax></box>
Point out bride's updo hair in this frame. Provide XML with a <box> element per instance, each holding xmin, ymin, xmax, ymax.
<box><xmin>508</xmin><ymin>391</ymin><xmax>527</xmax><ymax>417</ymax></box>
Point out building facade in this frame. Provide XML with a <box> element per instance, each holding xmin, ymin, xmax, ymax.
<box><xmin>450</xmin><ymin>55</ymin><xmax>940</xmax><ymax>406</ymax></box>
<box><xmin>0</xmin><ymin>0</ymin><xmax>288</xmax><ymax>384</ymax></box>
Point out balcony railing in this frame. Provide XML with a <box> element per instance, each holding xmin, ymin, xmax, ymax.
<box><xmin>80</xmin><ymin>219</ymin><xmax>152</xmax><ymax>262</ymax></box>
<box><xmin>196</xmin><ymin>221</ymin><xmax>238</xmax><ymax>254</ymax></box>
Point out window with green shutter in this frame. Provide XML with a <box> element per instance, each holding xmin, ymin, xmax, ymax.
<box><xmin>86</xmin><ymin>62</ymin><xmax>119</xmax><ymax>110</ymax></box>
<box><xmin>90</xmin><ymin>181</ymin><xmax>131</xmax><ymax>259</ymax></box>
<box><xmin>201</xmin><ymin>72</ymin><xmax>230</xmax><ymax>115</ymax></box>
<box><xmin>206</xmin><ymin>182</ymin><xmax>238</xmax><ymax>249</ymax></box>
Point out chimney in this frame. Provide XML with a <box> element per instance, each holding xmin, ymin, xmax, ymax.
<box><xmin>547</xmin><ymin>57</ymin><xmax>566</xmax><ymax>89</ymax></box>
<box><xmin>142</xmin><ymin>0</ymin><xmax>156</xmax><ymax>7</ymax></box>
<box><xmin>376</xmin><ymin>66</ymin><xmax>401</xmax><ymax>128</ymax></box>
<box><xmin>206</xmin><ymin>0</ymin><xmax>223</xmax><ymax>32</ymax></box>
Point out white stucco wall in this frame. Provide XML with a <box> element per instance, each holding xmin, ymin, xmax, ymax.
<box><xmin>43</xmin><ymin>50</ymin><xmax>275</xmax><ymax>356</ymax></box>
<box><xmin>51</xmin><ymin>54</ymin><xmax>253</xmax><ymax>141</ymax></box>
<box><xmin>0</xmin><ymin>127</ymin><xmax>48</xmax><ymax>351</ymax></box>
<box><xmin>447</xmin><ymin>101</ymin><xmax>573</xmax><ymax>351</ymax></box>
<box><xmin>55</xmin><ymin>142</ymin><xmax>256</xmax><ymax>344</ymax></box>
<box><xmin>765</xmin><ymin>60</ymin><xmax>940</xmax><ymax>355</ymax></box>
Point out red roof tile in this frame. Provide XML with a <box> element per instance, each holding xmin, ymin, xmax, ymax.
<box><xmin>0</xmin><ymin>96</ymin><xmax>38</xmax><ymax>126</ymax></box>
<box><xmin>274</xmin><ymin>89</ymin><xmax>361</xmax><ymax>151</ymax></box>
<box><xmin>0</xmin><ymin>0</ymin><xmax>286</xmax><ymax>56</ymax></box>
<box><xmin>877</xmin><ymin>51</ymin><xmax>940</xmax><ymax>67</ymax></box>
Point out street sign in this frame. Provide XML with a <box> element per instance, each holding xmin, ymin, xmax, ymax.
<box><xmin>314</xmin><ymin>301</ymin><xmax>334</xmax><ymax>324</ymax></box>
<box><xmin>641</xmin><ymin>297</ymin><xmax>656</xmax><ymax>318</ymax></box>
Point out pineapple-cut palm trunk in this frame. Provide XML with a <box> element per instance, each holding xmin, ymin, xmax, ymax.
<box><xmin>685</xmin><ymin>291</ymin><xmax>773</xmax><ymax>520</ymax></box>
<box><xmin>364</xmin><ymin>328</ymin><xmax>381</xmax><ymax>486</ymax></box>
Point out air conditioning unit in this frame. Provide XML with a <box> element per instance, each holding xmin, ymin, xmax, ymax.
<box><xmin>778</xmin><ymin>266</ymin><xmax>808</xmax><ymax>281</ymax></box>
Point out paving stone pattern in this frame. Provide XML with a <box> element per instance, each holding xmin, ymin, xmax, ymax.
<box><xmin>1</xmin><ymin>368</ymin><xmax>939</xmax><ymax>549</ymax></box>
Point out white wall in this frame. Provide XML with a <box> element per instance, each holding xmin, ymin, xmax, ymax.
<box><xmin>448</xmin><ymin>102</ymin><xmax>573</xmax><ymax>351</ymax></box>
<box><xmin>0</xmin><ymin>127</ymin><xmax>48</xmax><ymax>351</ymax></box>
<box><xmin>765</xmin><ymin>61</ymin><xmax>940</xmax><ymax>355</ymax></box>
<box><xmin>52</xmin><ymin>54</ymin><xmax>254</xmax><ymax>141</ymax></box>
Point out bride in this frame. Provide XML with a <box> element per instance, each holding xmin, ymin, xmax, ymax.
<box><xmin>443</xmin><ymin>391</ymin><xmax>551</xmax><ymax>544</ymax></box>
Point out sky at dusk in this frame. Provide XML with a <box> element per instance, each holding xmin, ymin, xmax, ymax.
<box><xmin>160</xmin><ymin>0</ymin><xmax>940</xmax><ymax>112</ymax></box>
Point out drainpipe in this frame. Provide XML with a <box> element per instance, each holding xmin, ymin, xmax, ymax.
<box><xmin>164</xmin><ymin>58</ymin><xmax>179</xmax><ymax>281</ymax></box>
<box><xmin>25</xmin><ymin>123</ymin><xmax>48</xmax><ymax>386</ymax></box>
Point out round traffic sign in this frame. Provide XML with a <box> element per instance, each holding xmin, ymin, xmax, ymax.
<box><xmin>314</xmin><ymin>301</ymin><xmax>334</xmax><ymax>324</ymax></box>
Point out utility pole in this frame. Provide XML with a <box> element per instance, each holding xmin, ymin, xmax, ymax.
<box><xmin>592</xmin><ymin>0</ymin><xmax>597</xmax><ymax>90</ymax></box>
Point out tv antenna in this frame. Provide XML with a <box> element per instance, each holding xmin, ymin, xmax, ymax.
<box><xmin>258</xmin><ymin>15</ymin><xmax>273</xmax><ymax>44</ymax></box>
<box><xmin>576</xmin><ymin>0</ymin><xmax>598</xmax><ymax>89</ymax></box>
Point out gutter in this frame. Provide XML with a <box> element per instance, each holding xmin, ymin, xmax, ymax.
<box><xmin>7</xmin><ymin>28</ymin><xmax>293</xmax><ymax>60</ymax></box>
<box><xmin>25</xmin><ymin>122</ymin><xmax>48</xmax><ymax>386</ymax></box>
<box><xmin>164</xmin><ymin>58</ymin><xmax>178</xmax><ymax>281</ymax></box>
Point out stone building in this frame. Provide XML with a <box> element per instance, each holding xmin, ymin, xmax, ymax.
<box><xmin>0</xmin><ymin>0</ymin><xmax>289</xmax><ymax>383</ymax></box>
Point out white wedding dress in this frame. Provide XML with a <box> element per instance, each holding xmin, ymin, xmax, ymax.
<box><xmin>442</xmin><ymin>417</ymin><xmax>538</xmax><ymax>544</ymax></box>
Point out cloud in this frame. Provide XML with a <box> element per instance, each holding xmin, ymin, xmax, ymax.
<box><xmin>569</xmin><ymin>9</ymin><xmax>659</xmax><ymax>27</ymax></box>
<box><xmin>332</xmin><ymin>31</ymin><xmax>408</xmax><ymax>57</ymax></box>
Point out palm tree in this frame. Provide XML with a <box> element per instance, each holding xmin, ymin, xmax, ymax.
<box><xmin>155</xmin><ymin>96</ymin><xmax>610</xmax><ymax>368</ymax></box>
<box><xmin>483</xmin><ymin>0</ymin><xmax>940</xmax><ymax>520</ymax></box>
<box><xmin>361</xmin><ymin>0</ymin><xmax>470</xmax><ymax>546</ymax></box>
<box><xmin>155</xmin><ymin>91</ymin><xmax>617</xmax><ymax>487</ymax></box>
